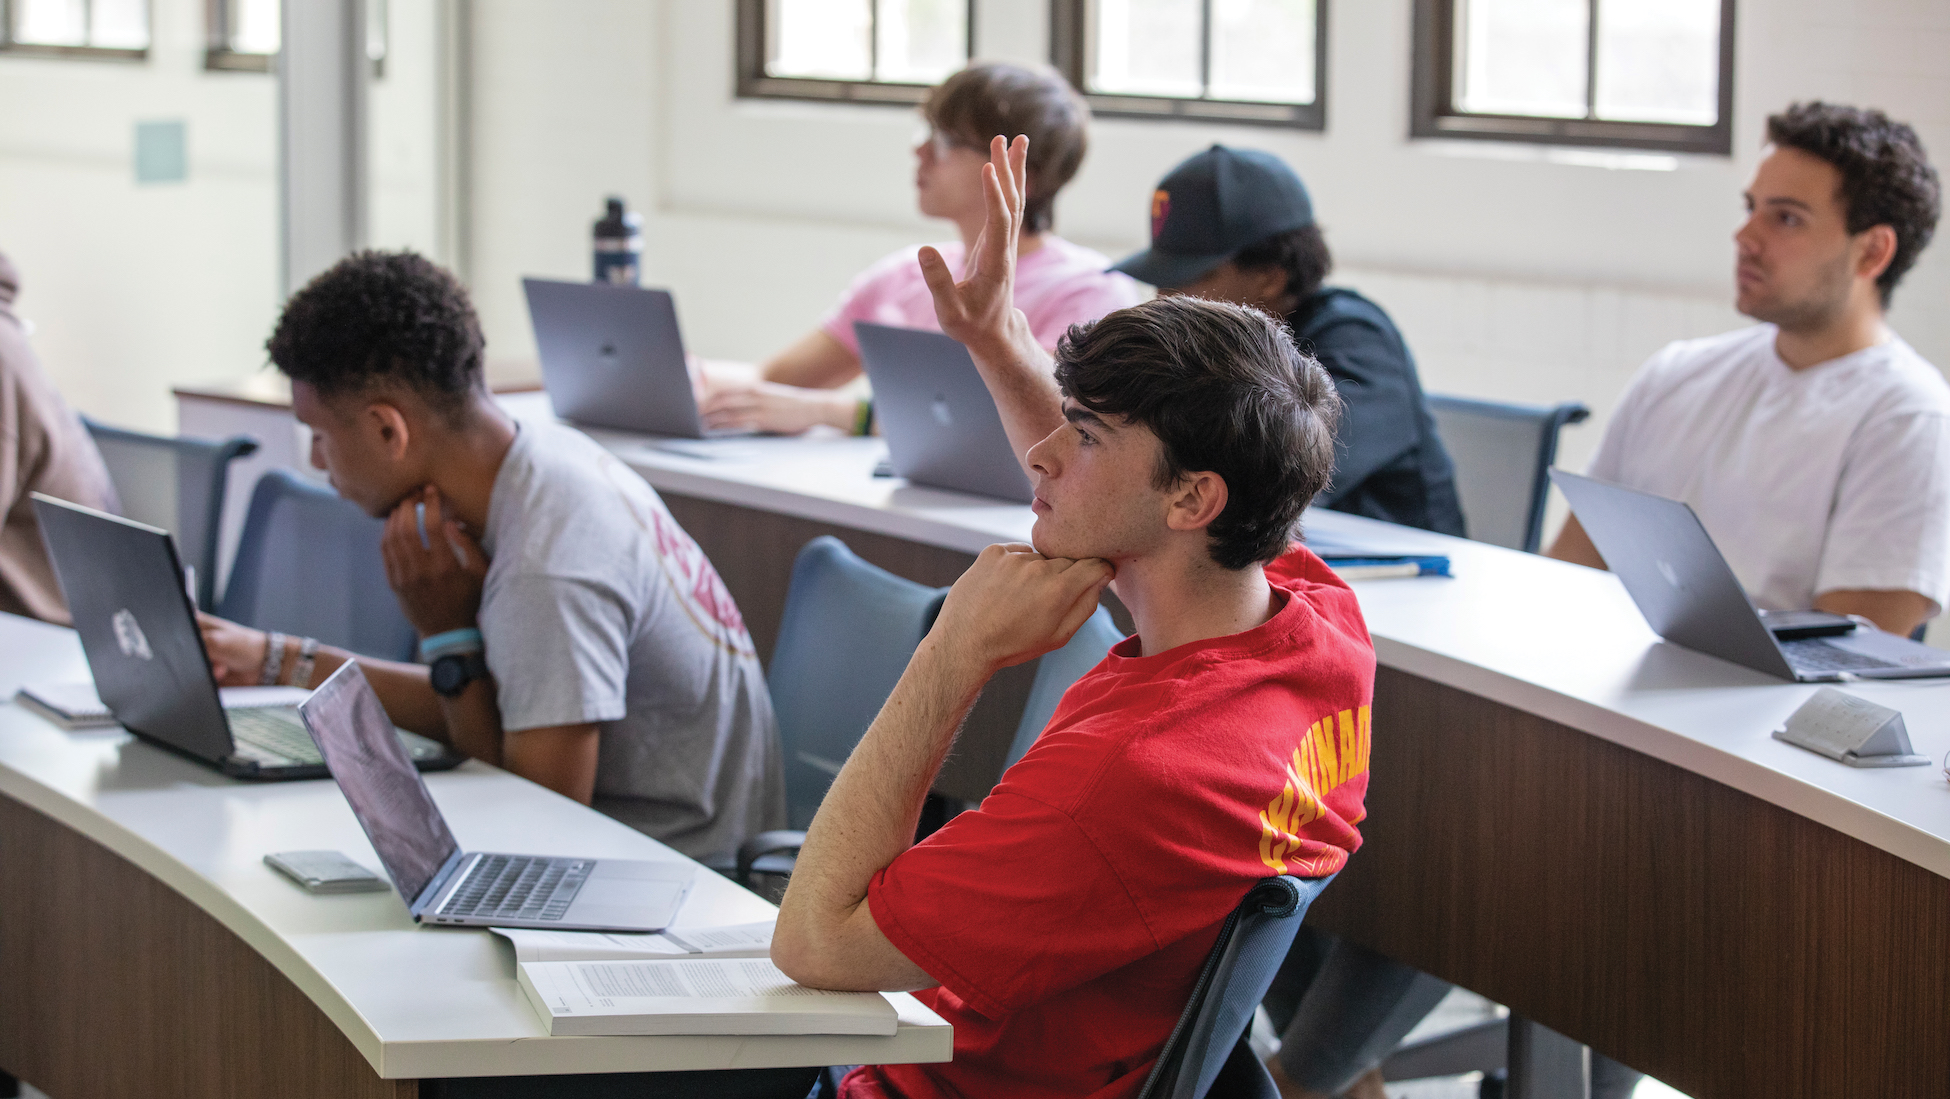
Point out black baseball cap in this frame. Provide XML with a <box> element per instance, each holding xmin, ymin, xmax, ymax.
<box><xmin>1111</xmin><ymin>145</ymin><xmax>1315</xmax><ymax>290</ymax></box>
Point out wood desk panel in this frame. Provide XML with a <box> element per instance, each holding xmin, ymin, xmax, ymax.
<box><xmin>1305</xmin><ymin>667</ymin><xmax>1950</xmax><ymax>1099</ymax></box>
<box><xmin>0</xmin><ymin>795</ymin><xmax>412</xmax><ymax>1099</ymax></box>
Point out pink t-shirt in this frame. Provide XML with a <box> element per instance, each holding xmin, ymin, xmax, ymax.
<box><xmin>822</xmin><ymin>236</ymin><xmax>1143</xmax><ymax>354</ymax></box>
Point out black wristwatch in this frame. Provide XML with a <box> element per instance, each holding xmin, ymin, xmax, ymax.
<box><xmin>429</xmin><ymin>651</ymin><xmax>490</xmax><ymax>698</ymax></box>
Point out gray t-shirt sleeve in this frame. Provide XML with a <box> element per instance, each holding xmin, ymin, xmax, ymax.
<box><xmin>480</xmin><ymin>573</ymin><xmax>631</xmax><ymax>732</ymax></box>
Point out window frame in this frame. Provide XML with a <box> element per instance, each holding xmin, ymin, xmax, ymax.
<box><xmin>203</xmin><ymin>0</ymin><xmax>388</xmax><ymax>76</ymax></box>
<box><xmin>0</xmin><ymin>0</ymin><xmax>149</xmax><ymax>61</ymax></box>
<box><xmin>1410</xmin><ymin>0</ymin><xmax>1735</xmax><ymax>155</ymax></box>
<box><xmin>734</xmin><ymin>0</ymin><xmax>976</xmax><ymax>107</ymax></box>
<box><xmin>204</xmin><ymin>0</ymin><xmax>268</xmax><ymax>71</ymax></box>
<box><xmin>1049</xmin><ymin>0</ymin><xmax>1327</xmax><ymax>130</ymax></box>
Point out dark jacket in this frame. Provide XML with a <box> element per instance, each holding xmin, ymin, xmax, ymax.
<box><xmin>1287</xmin><ymin>288</ymin><xmax>1465</xmax><ymax>536</ymax></box>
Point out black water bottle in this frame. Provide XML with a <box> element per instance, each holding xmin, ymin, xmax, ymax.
<box><xmin>592</xmin><ymin>196</ymin><xmax>642</xmax><ymax>285</ymax></box>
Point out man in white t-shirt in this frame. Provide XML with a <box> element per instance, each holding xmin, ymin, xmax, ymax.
<box><xmin>1551</xmin><ymin>101</ymin><xmax>1948</xmax><ymax>640</ymax></box>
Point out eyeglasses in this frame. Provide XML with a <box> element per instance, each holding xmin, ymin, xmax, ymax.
<box><xmin>914</xmin><ymin>126</ymin><xmax>979</xmax><ymax>157</ymax></box>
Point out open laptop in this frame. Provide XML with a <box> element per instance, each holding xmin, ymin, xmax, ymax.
<box><xmin>1550</xmin><ymin>471</ymin><xmax>1950</xmax><ymax>681</ymax></box>
<box><xmin>32</xmin><ymin>494</ymin><xmax>462</xmax><ymax>780</ymax></box>
<box><xmin>855</xmin><ymin>322</ymin><xmax>1035</xmax><ymax>504</ymax></box>
<box><xmin>523</xmin><ymin>277</ymin><xmax>735</xmax><ymax>442</ymax></box>
<box><xmin>300</xmin><ymin>661</ymin><xmax>694</xmax><ymax>931</ymax></box>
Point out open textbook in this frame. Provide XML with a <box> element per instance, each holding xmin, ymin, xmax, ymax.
<box><xmin>492</xmin><ymin>921</ymin><xmax>773</xmax><ymax>963</ymax></box>
<box><xmin>518</xmin><ymin>957</ymin><xmax>899</xmax><ymax>1036</ymax></box>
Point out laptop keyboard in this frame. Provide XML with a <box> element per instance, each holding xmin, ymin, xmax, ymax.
<box><xmin>439</xmin><ymin>855</ymin><xmax>592</xmax><ymax>922</ymax></box>
<box><xmin>229</xmin><ymin>707</ymin><xmax>324</xmax><ymax>763</ymax></box>
<box><xmin>1780</xmin><ymin>639</ymin><xmax>1901</xmax><ymax>673</ymax></box>
<box><xmin>227</xmin><ymin>706</ymin><xmax>450</xmax><ymax>766</ymax></box>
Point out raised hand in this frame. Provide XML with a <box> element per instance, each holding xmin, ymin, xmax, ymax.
<box><xmin>380</xmin><ymin>486</ymin><xmax>489</xmax><ymax>637</ymax></box>
<box><xmin>928</xmin><ymin>542</ymin><xmax>1114</xmax><ymax>673</ymax></box>
<box><xmin>920</xmin><ymin>135</ymin><xmax>1030</xmax><ymax>357</ymax></box>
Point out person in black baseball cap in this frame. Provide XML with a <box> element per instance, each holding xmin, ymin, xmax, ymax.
<box><xmin>1113</xmin><ymin>146</ymin><xmax>1465</xmax><ymax>538</ymax></box>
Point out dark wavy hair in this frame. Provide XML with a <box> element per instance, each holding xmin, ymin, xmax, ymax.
<box><xmin>925</xmin><ymin>62</ymin><xmax>1090</xmax><ymax>233</ymax></box>
<box><xmin>1053</xmin><ymin>296</ymin><xmax>1341</xmax><ymax>570</ymax></box>
<box><xmin>1766</xmin><ymin>101</ymin><xmax>1941</xmax><ymax>307</ymax></box>
<box><xmin>267</xmin><ymin>250</ymin><xmax>486</xmax><ymax>419</ymax></box>
<box><xmin>1231</xmin><ymin>223</ymin><xmax>1334</xmax><ymax>303</ymax></box>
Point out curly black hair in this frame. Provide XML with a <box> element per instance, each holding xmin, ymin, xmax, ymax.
<box><xmin>1766</xmin><ymin>101</ymin><xmax>1941</xmax><ymax>307</ymax></box>
<box><xmin>267</xmin><ymin>250</ymin><xmax>486</xmax><ymax>418</ymax></box>
<box><xmin>1231</xmin><ymin>223</ymin><xmax>1334</xmax><ymax>305</ymax></box>
<box><xmin>1053</xmin><ymin>296</ymin><xmax>1341</xmax><ymax>570</ymax></box>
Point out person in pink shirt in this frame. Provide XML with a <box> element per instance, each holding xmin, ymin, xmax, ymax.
<box><xmin>697</xmin><ymin>61</ymin><xmax>1140</xmax><ymax>435</ymax></box>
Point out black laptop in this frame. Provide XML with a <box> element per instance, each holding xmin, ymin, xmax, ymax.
<box><xmin>32</xmin><ymin>494</ymin><xmax>462</xmax><ymax>780</ymax></box>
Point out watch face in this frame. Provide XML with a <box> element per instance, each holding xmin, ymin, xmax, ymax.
<box><xmin>431</xmin><ymin>654</ymin><xmax>468</xmax><ymax>696</ymax></box>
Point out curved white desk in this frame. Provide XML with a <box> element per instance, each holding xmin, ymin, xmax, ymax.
<box><xmin>0</xmin><ymin>613</ymin><xmax>948</xmax><ymax>1094</ymax></box>
<box><xmin>506</xmin><ymin>393</ymin><xmax>1950</xmax><ymax>884</ymax></box>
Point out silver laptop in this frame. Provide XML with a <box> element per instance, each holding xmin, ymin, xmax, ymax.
<box><xmin>31</xmin><ymin>494</ymin><xmax>460</xmax><ymax>781</ymax></box>
<box><xmin>300</xmin><ymin>661</ymin><xmax>694</xmax><ymax>931</ymax></box>
<box><xmin>1551</xmin><ymin>471</ymin><xmax>1950</xmax><ymax>681</ymax></box>
<box><xmin>855</xmin><ymin>322</ymin><xmax>1034</xmax><ymax>504</ymax></box>
<box><xmin>523</xmin><ymin>277</ymin><xmax>735</xmax><ymax>442</ymax></box>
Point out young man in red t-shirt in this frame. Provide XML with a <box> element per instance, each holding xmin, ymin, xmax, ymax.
<box><xmin>771</xmin><ymin>137</ymin><xmax>1377</xmax><ymax>1099</ymax></box>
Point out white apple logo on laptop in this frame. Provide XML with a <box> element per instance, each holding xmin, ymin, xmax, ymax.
<box><xmin>930</xmin><ymin>394</ymin><xmax>953</xmax><ymax>427</ymax></box>
<box><xmin>1657</xmin><ymin>560</ymin><xmax>1685</xmax><ymax>591</ymax></box>
<box><xmin>112</xmin><ymin>608</ymin><xmax>153</xmax><ymax>661</ymax></box>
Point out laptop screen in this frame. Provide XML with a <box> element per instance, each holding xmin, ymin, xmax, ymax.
<box><xmin>300</xmin><ymin>662</ymin><xmax>459</xmax><ymax>906</ymax></box>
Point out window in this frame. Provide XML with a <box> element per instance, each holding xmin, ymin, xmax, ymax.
<box><xmin>1412</xmin><ymin>0</ymin><xmax>1734</xmax><ymax>154</ymax></box>
<box><xmin>1</xmin><ymin>0</ymin><xmax>148</xmax><ymax>59</ymax></box>
<box><xmin>736</xmin><ymin>0</ymin><xmax>972</xmax><ymax>106</ymax></box>
<box><xmin>206</xmin><ymin>0</ymin><xmax>388</xmax><ymax>75</ymax></box>
<box><xmin>1051</xmin><ymin>0</ymin><xmax>1326</xmax><ymax>128</ymax></box>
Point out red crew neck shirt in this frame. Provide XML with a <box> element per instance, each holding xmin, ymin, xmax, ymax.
<box><xmin>845</xmin><ymin>546</ymin><xmax>1376</xmax><ymax>1099</ymax></box>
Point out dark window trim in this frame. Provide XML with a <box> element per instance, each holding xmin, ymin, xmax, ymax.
<box><xmin>735</xmin><ymin>0</ymin><xmax>974</xmax><ymax>108</ymax></box>
<box><xmin>0</xmin><ymin>0</ymin><xmax>149</xmax><ymax>60</ymax></box>
<box><xmin>1049</xmin><ymin>0</ymin><xmax>1326</xmax><ymax>130</ymax></box>
<box><xmin>206</xmin><ymin>0</ymin><xmax>270</xmax><ymax>72</ymax></box>
<box><xmin>202</xmin><ymin>0</ymin><xmax>388</xmax><ymax>77</ymax></box>
<box><xmin>1410</xmin><ymin>0</ymin><xmax>1735</xmax><ymax>155</ymax></box>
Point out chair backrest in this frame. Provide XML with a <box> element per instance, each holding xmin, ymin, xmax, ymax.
<box><xmin>999</xmin><ymin>607</ymin><xmax>1124</xmax><ymax>772</ymax></box>
<box><xmin>768</xmin><ymin>536</ymin><xmax>947</xmax><ymax>830</ymax></box>
<box><xmin>83</xmin><ymin>416</ymin><xmax>258</xmax><ymax>609</ymax></box>
<box><xmin>1138</xmin><ymin>873</ymin><xmax>1337</xmax><ymax>1099</ymax></box>
<box><xmin>1425</xmin><ymin>396</ymin><xmax>1589</xmax><ymax>554</ymax></box>
<box><xmin>217</xmin><ymin>469</ymin><xmax>418</xmax><ymax>661</ymax></box>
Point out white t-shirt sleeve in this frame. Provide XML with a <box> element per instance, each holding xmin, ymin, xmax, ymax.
<box><xmin>1585</xmin><ymin>344</ymin><xmax>1675</xmax><ymax>483</ymax></box>
<box><xmin>1814</xmin><ymin>409</ymin><xmax>1950</xmax><ymax>610</ymax></box>
<box><xmin>480</xmin><ymin>573</ymin><xmax>632</xmax><ymax>732</ymax></box>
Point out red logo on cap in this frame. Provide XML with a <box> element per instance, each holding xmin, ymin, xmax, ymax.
<box><xmin>1151</xmin><ymin>190</ymin><xmax>1171</xmax><ymax>240</ymax></box>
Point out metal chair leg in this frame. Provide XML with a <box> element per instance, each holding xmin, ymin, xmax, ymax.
<box><xmin>1506</xmin><ymin>1016</ymin><xmax>1589</xmax><ymax>1099</ymax></box>
<box><xmin>1380</xmin><ymin>1017</ymin><xmax>1508</xmax><ymax>1081</ymax></box>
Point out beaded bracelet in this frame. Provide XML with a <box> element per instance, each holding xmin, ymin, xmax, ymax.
<box><xmin>290</xmin><ymin>636</ymin><xmax>320</xmax><ymax>689</ymax></box>
<box><xmin>259</xmin><ymin>631</ymin><xmax>287</xmax><ymax>687</ymax></box>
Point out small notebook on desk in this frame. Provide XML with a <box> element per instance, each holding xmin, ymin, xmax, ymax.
<box><xmin>1321</xmin><ymin>556</ymin><xmax>1451</xmax><ymax>580</ymax></box>
<box><xmin>493</xmin><ymin>921</ymin><xmax>773</xmax><ymax>963</ymax></box>
<box><xmin>518</xmin><ymin>957</ymin><xmax>899</xmax><ymax>1036</ymax></box>
<box><xmin>1302</xmin><ymin>530</ymin><xmax>1452</xmax><ymax>581</ymax></box>
<box><xmin>14</xmin><ymin>683</ymin><xmax>119</xmax><ymax>729</ymax></box>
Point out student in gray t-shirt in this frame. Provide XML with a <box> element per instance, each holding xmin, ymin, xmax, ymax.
<box><xmin>480</xmin><ymin>418</ymin><xmax>782</xmax><ymax>861</ymax></box>
<box><xmin>196</xmin><ymin>251</ymin><xmax>783</xmax><ymax>865</ymax></box>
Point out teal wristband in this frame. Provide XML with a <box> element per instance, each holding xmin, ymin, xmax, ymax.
<box><xmin>418</xmin><ymin>627</ymin><xmax>484</xmax><ymax>664</ymax></box>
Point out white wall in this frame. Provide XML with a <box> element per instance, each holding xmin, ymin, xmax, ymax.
<box><xmin>0</xmin><ymin>0</ymin><xmax>445</xmax><ymax>432</ymax></box>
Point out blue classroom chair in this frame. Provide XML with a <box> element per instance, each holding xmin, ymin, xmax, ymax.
<box><xmin>218</xmin><ymin>469</ymin><xmax>417</xmax><ymax>662</ymax></box>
